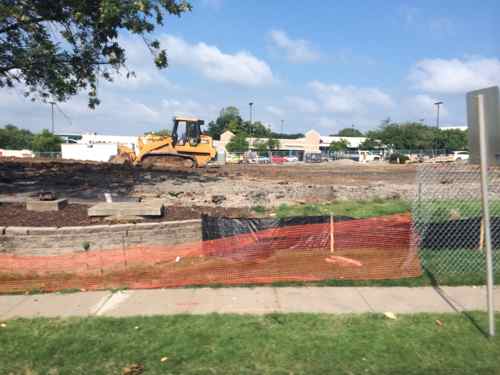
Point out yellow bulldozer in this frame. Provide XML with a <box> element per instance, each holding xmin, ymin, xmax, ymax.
<box><xmin>111</xmin><ymin>116</ymin><xmax>217</xmax><ymax>168</ymax></box>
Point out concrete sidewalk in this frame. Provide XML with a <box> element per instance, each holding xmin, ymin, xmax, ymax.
<box><xmin>1</xmin><ymin>286</ymin><xmax>499</xmax><ymax>319</ymax></box>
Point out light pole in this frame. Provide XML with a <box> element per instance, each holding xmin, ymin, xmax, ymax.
<box><xmin>49</xmin><ymin>101</ymin><xmax>56</xmax><ymax>134</ymax></box>
<box><xmin>248</xmin><ymin>102</ymin><xmax>254</xmax><ymax>124</ymax></box>
<box><xmin>248</xmin><ymin>102</ymin><xmax>254</xmax><ymax>138</ymax></box>
<box><xmin>434</xmin><ymin>101</ymin><xmax>443</xmax><ymax>128</ymax></box>
<box><xmin>280</xmin><ymin>119</ymin><xmax>284</xmax><ymax>134</ymax></box>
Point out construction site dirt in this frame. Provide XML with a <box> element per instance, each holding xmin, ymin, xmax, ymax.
<box><xmin>0</xmin><ymin>158</ymin><xmax>416</xmax><ymax>208</ymax></box>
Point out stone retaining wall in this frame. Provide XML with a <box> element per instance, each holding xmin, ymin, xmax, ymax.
<box><xmin>0</xmin><ymin>219</ymin><xmax>202</xmax><ymax>256</ymax></box>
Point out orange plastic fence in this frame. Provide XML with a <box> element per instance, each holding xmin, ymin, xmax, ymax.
<box><xmin>0</xmin><ymin>214</ymin><xmax>421</xmax><ymax>293</ymax></box>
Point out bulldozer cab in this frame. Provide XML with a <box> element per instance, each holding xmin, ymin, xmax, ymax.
<box><xmin>172</xmin><ymin>116</ymin><xmax>204</xmax><ymax>147</ymax></box>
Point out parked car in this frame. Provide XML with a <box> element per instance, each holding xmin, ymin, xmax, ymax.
<box><xmin>284</xmin><ymin>155</ymin><xmax>299</xmax><ymax>162</ymax></box>
<box><xmin>257</xmin><ymin>155</ymin><xmax>270</xmax><ymax>164</ymax></box>
<box><xmin>271</xmin><ymin>155</ymin><xmax>285</xmax><ymax>164</ymax></box>
<box><xmin>450</xmin><ymin>151</ymin><xmax>470</xmax><ymax>161</ymax></box>
<box><xmin>305</xmin><ymin>153</ymin><xmax>322</xmax><ymax>163</ymax></box>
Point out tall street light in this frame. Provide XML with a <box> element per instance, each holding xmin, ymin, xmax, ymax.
<box><xmin>434</xmin><ymin>101</ymin><xmax>443</xmax><ymax>128</ymax></box>
<box><xmin>248</xmin><ymin>102</ymin><xmax>254</xmax><ymax>124</ymax></box>
<box><xmin>49</xmin><ymin>101</ymin><xmax>56</xmax><ymax>133</ymax></box>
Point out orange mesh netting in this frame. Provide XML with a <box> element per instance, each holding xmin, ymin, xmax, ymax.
<box><xmin>0</xmin><ymin>214</ymin><xmax>421</xmax><ymax>293</ymax></box>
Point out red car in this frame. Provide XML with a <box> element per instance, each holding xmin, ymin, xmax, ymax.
<box><xmin>271</xmin><ymin>155</ymin><xmax>285</xmax><ymax>164</ymax></box>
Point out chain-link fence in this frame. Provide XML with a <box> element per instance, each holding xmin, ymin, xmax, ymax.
<box><xmin>412</xmin><ymin>163</ymin><xmax>500</xmax><ymax>284</ymax></box>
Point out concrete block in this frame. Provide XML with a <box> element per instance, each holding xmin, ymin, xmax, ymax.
<box><xmin>132</xmin><ymin>222</ymin><xmax>163</xmax><ymax>230</ymax></box>
<box><xmin>5</xmin><ymin>227</ymin><xmax>29</xmax><ymax>235</ymax></box>
<box><xmin>106</xmin><ymin>223</ymin><xmax>136</xmax><ymax>232</ymax></box>
<box><xmin>88</xmin><ymin>202</ymin><xmax>164</xmax><ymax>217</ymax></box>
<box><xmin>56</xmin><ymin>225</ymin><xmax>110</xmax><ymax>234</ymax></box>
<box><xmin>26</xmin><ymin>227</ymin><xmax>58</xmax><ymax>235</ymax></box>
<box><xmin>26</xmin><ymin>198</ymin><xmax>68</xmax><ymax>212</ymax></box>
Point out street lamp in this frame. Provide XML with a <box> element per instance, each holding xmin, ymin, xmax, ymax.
<box><xmin>48</xmin><ymin>101</ymin><xmax>56</xmax><ymax>134</ymax></box>
<box><xmin>434</xmin><ymin>101</ymin><xmax>443</xmax><ymax>128</ymax></box>
<box><xmin>248</xmin><ymin>102</ymin><xmax>254</xmax><ymax>124</ymax></box>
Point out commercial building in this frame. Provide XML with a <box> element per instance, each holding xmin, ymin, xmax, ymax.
<box><xmin>217</xmin><ymin>130</ymin><xmax>368</xmax><ymax>160</ymax></box>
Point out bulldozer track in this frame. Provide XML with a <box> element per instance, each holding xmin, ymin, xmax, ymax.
<box><xmin>141</xmin><ymin>153</ymin><xmax>196</xmax><ymax>169</ymax></box>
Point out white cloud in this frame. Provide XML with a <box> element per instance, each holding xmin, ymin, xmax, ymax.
<box><xmin>269</xmin><ymin>30</ymin><xmax>320</xmax><ymax>63</ymax></box>
<box><xmin>309</xmin><ymin>81</ymin><xmax>394</xmax><ymax>114</ymax></box>
<box><xmin>285</xmin><ymin>96</ymin><xmax>320</xmax><ymax>113</ymax></box>
<box><xmin>161</xmin><ymin>35</ymin><xmax>274</xmax><ymax>86</ymax></box>
<box><xmin>266</xmin><ymin>105</ymin><xmax>284</xmax><ymax>117</ymax></box>
<box><xmin>101</xmin><ymin>37</ymin><xmax>178</xmax><ymax>90</ymax></box>
<box><xmin>317</xmin><ymin>116</ymin><xmax>337</xmax><ymax>132</ymax></box>
<box><xmin>409</xmin><ymin>57</ymin><xmax>500</xmax><ymax>94</ymax></box>
<box><xmin>402</xmin><ymin>94</ymin><xmax>449</xmax><ymax>121</ymax></box>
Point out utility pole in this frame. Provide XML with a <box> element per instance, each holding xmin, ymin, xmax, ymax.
<box><xmin>49</xmin><ymin>101</ymin><xmax>56</xmax><ymax>134</ymax></box>
<box><xmin>434</xmin><ymin>101</ymin><xmax>443</xmax><ymax>128</ymax></box>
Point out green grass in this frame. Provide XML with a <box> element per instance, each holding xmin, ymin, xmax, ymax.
<box><xmin>1</xmin><ymin>314</ymin><xmax>499</xmax><ymax>375</ymax></box>
<box><xmin>276</xmin><ymin>199</ymin><xmax>410</xmax><ymax>219</ymax></box>
<box><xmin>414</xmin><ymin>199</ymin><xmax>500</xmax><ymax>223</ymax></box>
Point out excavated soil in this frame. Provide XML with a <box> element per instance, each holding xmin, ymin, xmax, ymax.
<box><xmin>0</xmin><ymin>157</ymin><xmax>417</xmax><ymax>208</ymax></box>
<box><xmin>0</xmin><ymin>202</ymin><xmax>253</xmax><ymax>227</ymax></box>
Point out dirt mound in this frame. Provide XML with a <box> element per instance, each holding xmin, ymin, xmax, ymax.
<box><xmin>329</xmin><ymin>159</ymin><xmax>360</xmax><ymax>166</ymax></box>
<box><xmin>0</xmin><ymin>202</ymin><xmax>254</xmax><ymax>227</ymax></box>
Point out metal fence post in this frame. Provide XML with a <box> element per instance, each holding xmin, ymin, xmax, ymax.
<box><xmin>477</xmin><ymin>94</ymin><xmax>496</xmax><ymax>337</ymax></box>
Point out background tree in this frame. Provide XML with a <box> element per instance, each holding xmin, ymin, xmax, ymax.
<box><xmin>207</xmin><ymin>106</ymin><xmax>242</xmax><ymax>139</ymax></box>
<box><xmin>328</xmin><ymin>139</ymin><xmax>350</xmax><ymax>152</ymax></box>
<box><xmin>435</xmin><ymin>129</ymin><xmax>468</xmax><ymax>151</ymax></box>
<box><xmin>336</xmin><ymin>128</ymin><xmax>363</xmax><ymax>137</ymax></box>
<box><xmin>225</xmin><ymin>132</ymin><xmax>249</xmax><ymax>153</ymax></box>
<box><xmin>365</xmin><ymin>121</ymin><xmax>468</xmax><ymax>151</ymax></box>
<box><xmin>253</xmin><ymin>139</ymin><xmax>268</xmax><ymax>153</ymax></box>
<box><xmin>359</xmin><ymin>138</ymin><xmax>381</xmax><ymax>150</ymax></box>
<box><xmin>0</xmin><ymin>124</ymin><xmax>34</xmax><ymax>149</ymax></box>
<box><xmin>267</xmin><ymin>137</ymin><xmax>280</xmax><ymax>150</ymax></box>
<box><xmin>0</xmin><ymin>0</ymin><xmax>191</xmax><ymax>107</ymax></box>
<box><xmin>270</xmin><ymin>132</ymin><xmax>304</xmax><ymax>139</ymax></box>
<box><xmin>31</xmin><ymin>129</ymin><xmax>62</xmax><ymax>152</ymax></box>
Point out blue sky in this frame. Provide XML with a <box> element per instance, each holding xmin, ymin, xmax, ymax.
<box><xmin>1</xmin><ymin>0</ymin><xmax>499</xmax><ymax>135</ymax></box>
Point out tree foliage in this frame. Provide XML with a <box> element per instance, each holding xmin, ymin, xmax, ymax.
<box><xmin>267</xmin><ymin>137</ymin><xmax>280</xmax><ymax>150</ymax></box>
<box><xmin>225</xmin><ymin>132</ymin><xmax>249</xmax><ymax>153</ymax></box>
<box><xmin>0</xmin><ymin>0</ymin><xmax>191</xmax><ymax>107</ymax></box>
<box><xmin>0</xmin><ymin>124</ymin><xmax>34</xmax><ymax>149</ymax></box>
<box><xmin>328</xmin><ymin>139</ymin><xmax>350</xmax><ymax>152</ymax></box>
<box><xmin>31</xmin><ymin>129</ymin><xmax>62</xmax><ymax>152</ymax></box>
<box><xmin>207</xmin><ymin>106</ymin><xmax>242</xmax><ymax>139</ymax></box>
<box><xmin>207</xmin><ymin>106</ymin><xmax>275</xmax><ymax>140</ymax></box>
<box><xmin>364</xmin><ymin>121</ymin><xmax>468</xmax><ymax>151</ymax></box>
<box><xmin>359</xmin><ymin>138</ymin><xmax>381</xmax><ymax>150</ymax></box>
<box><xmin>337</xmin><ymin>128</ymin><xmax>363</xmax><ymax>137</ymax></box>
<box><xmin>0</xmin><ymin>124</ymin><xmax>62</xmax><ymax>152</ymax></box>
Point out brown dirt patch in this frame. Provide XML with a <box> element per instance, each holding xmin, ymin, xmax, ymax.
<box><xmin>0</xmin><ymin>202</ymin><xmax>253</xmax><ymax>227</ymax></box>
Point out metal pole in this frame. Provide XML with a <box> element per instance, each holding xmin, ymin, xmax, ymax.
<box><xmin>477</xmin><ymin>94</ymin><xmax>496</xmax><ymax>337</ymax></box>
<box><xmin>281</xmin><ymin>119</ymin><xmax>284</xmax><ymax>134</ymax></box>
<box><xmin>436</xmin><ymin>104</ymin><xmax>440</xmax><ymax>128</ymax></box>
<box><xmin>49</xmin><ymin>101</ymin><xmax>55</xmax><ymax>133</ymax></box>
